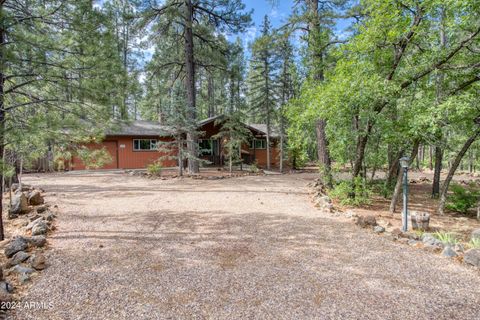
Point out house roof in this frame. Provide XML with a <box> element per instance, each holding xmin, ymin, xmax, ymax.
<box><xmin>106</xmin><ymin>117</ymin><xmax>279</xmax><ymax>138</ymax></box>
<box><xmin>107</xmin><ymin>120</ymin><xmax>174</xmax><ymax>137</ymax></box>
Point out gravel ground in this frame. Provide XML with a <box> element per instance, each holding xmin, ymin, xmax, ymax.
<box><xmin>11</xmin><ymin>172</ymin><xmax>480</xmax><ymax>319</ymax></box>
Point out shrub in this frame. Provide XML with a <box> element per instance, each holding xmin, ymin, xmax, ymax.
<box><xmin>329</xmin><ymin>177</ymin><xmax>372</xmax><ymax>206</ymax></box>
<box><xmin>433</xmin><ymin>231</ymin><xmax>459</xmax><ymax>245</ymax></box>
<box><xmin>77</xmin><ymin>147</ymin><xmax>112</xmax><ymax>170</ymax></box>
<box><xmin>250</xmin><ymin>161</ymin><xmax>259</xmax><ymax>173</ymax></box>
<box><xmin>147</xmin><ymin>161</ymin><xmax>163</xmax><ymax>176</ymax></box>
<box><xmin>446</xmin><ymin>184</ymin><xmax>479</xmax><ymax>214</ymax></box>
<box><xmin>469</xmin><ymin>238</ymin><xmax>480</xmax><ymax>249</ymax></box>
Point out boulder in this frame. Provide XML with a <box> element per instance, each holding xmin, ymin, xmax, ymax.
<box><xmin>373</xmin><ymin>226</ymin><xmax>385</xmax><ymax>234</ymax></box>
<box><xmin>28</xmin><ymin>190</ymin><xmax>44</xmax><ymax>206</ymax></box>
<box><xmin>27</xmin><ymin>235</ymin><xmax>47</xmax><ymax>248</ymax></box>
<box><xmin>6</xmin><ymin>251</ymin><xmax>30</xmax><ymax>268</ymax></box>
<box><xmin>4</xmin><ymin>237</ymin><xmax>28</xmax><ymax>258</ymax></box>
<box><xmin>31</xmin><ymin>220</ymin><xmax>48</xmax><ymax>236</ymax></box>
<box><xmin>471</xmin><ymin>229</ymin><xmax>480</xmax><ymax>241</ymax></box>
<box><xmin>464</xmin><ymin>249</ymin><xmax>480</xmax><ymax>267</ymax></box>
<box><xmin>9</xmin><ymin>193</ymin><xmax>29</xmax><ymax>216</ymax></box>
<box><xmin>441</xmin><ymin>246</ymin><xmax>457</xmax><ymax>258</ymax></box>
<box><xmin>29</xmin><ymin>254</ymin><xmax>46</xmax><ymax>270</ymax></box>
<box><xmin>355</xmin><ymin>215</ymin><xmax>377</xmax><ymax>228</ymax></box>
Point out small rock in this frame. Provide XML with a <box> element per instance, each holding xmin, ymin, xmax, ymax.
<box><xmin>9</xmin><ymin>193</ymin><xmax>29</xmax><ymax>215</ymax></box>
<box><xmin>4</xmin><ymin>237</ymin><xmax>28</xmax><ymax>258</ymax></box>
<box><xmin>373</xmin><ymin>226</ymin><xmax>385</xmax><ymax>234</ymax></box>
<box><xmin>0</xmin><ymin>281</ymin><xmax>13</xmax><ymax>294</ymax></box>
<box><xmin>355</xmin><ymin>215</ymin><xmax>377</xmax><ymax>228</ymax></box>
<box><xmin>28</xmin><ymin>190</ymin><xmax>44</xmax><ymax>206</ymax></box>
<box><xmin>407</xmin><ymin>239</ymin><xmax>418</xmax><ymax>246</ymax></box>
<box><xmin>31</xmin><ymin>220</ymin><xmax>48</xmax><ymax>236</ymax></box>
<box><xmin>29</xmin><ymin>254</ymin><xmax>46</xmax><ymax>270</ymax></box>
<box><xmin>45</xmin><ymin>212</ymin><xmax>56</xmax><ymax>221</ymax></box>
<box><xmin>27</xmin><ymin>235</ymin><xmax>47</xmax><ymax>247</ymax></box>
<box><xmin>6</xmin><ymin>251</ymin><xmax>30</xmax><ymax>268</ymax></box>
<box><xmin>11</xmin><ymin>265</ymin><xmax>35</xmax><ymax>275</ymax></box>
<box><xmin>398</xmin><ymin>238</ymin><xmax>409</xmax><ymax>244</ymax></box>
<box><xmin>391</xmin><ymin>228</ymin><xmax>406</xmax><ymax>238</ymax></box>
<box><xmin>464</xmin><ymin>249</ymin><xmax>480</xmax><ymax>267</ymax></box>
<box><xmin>19</xmin><ymin>273</ymin><xmax>30</xmax><ymax>284</ymax></box>
<box><xmin>422</xmin><ymin>233</ymin><xmax>444</xmax><ymax>248</ymax></box>
<box><xmin>29</xmin><ymin>214</ymin><xmax>43</xmax><ymax>222</ymax></box>
<box><xmin>36</xmin><ymin>205</ymin><xmax>48</xmax><ymax>213</ymax></box>
<box><xmin>424</xmin><ymin>244</ymin><xmax>442</xmax><ymax>253</ymax></box>
<box><xmin>454</xmin><ymin>243</ymin><xmax>465</xmax><ymax>253</ymax></box>
<box><xmin>442</xmin><ymin>245</ymin><xmax>458</xmax><ymax>258</ymax></box>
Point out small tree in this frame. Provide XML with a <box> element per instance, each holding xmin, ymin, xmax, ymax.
<box><xmin>213</xmin><ymin>113</ymin><xmax>252</xmax><ymax>174</ymax></box>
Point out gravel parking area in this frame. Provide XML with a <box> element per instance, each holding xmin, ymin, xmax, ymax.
<box><xmin>13</xmin><ymin>172</ymin><xmax>480</xmax><ymax>319</ymax></box>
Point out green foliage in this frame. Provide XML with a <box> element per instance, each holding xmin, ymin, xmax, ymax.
<box><xmin>147</xmin><ymin>161</ymin><xmax>163</xmax><ymax>176</ymax></box>
<box><xmin>445</xmin><ymin>184</ymin><xmax>480</xmax><ymax>214</ymax></box>
<box><xmin>433</xmin><ymin>232</ymin><xmax>460</xmax><ymax>245</ymax></box>
<box><xmin>468</xmin><ymin>238</ymin><xmax>480</xmax><ymax>249</ymax></box>
<box><xmin>329</xmin><ymin>177</ymin><xmax>372</xmax><ymax>206</ymax></box>
<box><xmin>250</xmin><ymin>162</ymin><xmax>259</xmax><ymax>173</ymax></box>
<box><xmin>77</xmin><ymin>147</ymin><xmax>113</xmax><ymax>170</ymax></box>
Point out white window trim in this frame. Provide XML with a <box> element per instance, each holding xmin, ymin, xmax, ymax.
<box><xmin>133</xmin><ymin>139</ymin><xmax>158</xmax><ymax>151</ymax></box>
<box><xmin>250</xmin><ymin>139</ymin><xmax>266</xmax><ymax>149</ymax></box>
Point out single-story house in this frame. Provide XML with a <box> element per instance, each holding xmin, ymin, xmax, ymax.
<box><xmin>70</xmin><ymin>115</ymin><xmax>280</xmax><ymax>170</ymax></box>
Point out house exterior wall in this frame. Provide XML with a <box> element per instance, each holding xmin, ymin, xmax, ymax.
<box><xmin>71</xmin><ymin>135</ymin><xmax>177</xmax><ymax>170</ymax></box>
<box><xmin>71</xmin><ymin>122</ymin><xmax>280</xmax><ymax>170</ymax></box>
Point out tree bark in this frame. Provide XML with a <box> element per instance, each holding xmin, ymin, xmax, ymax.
<box><xmin>432</xmin><ymin>146</ymin><xmax>442</xmax><ymax>198</ymax></box>
<box><xmin>389</xmin><ymin>141</ymin><xmax>420</xmax><ymax>213</ymax></box>
<box><xmin>0</xmin><ymin>8</ymin><xmax>5</xmax><ymax>240</ymax></box>
<box><xmin>307</xmin><ymin>0</ymin><xmax>332</xmax><ymax>183</ymax></box>
<box><xmin>438</xmin><ymin>129</ymin><xmax>480</xmax><ymax>215</ymax></box>
<box><xmin>184</xmin><ymin>0</ymin><xmax>198</xmax><ymax>173</ymax></box>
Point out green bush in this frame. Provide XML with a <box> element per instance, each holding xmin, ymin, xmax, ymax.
<box><xmin>147</xmin><ymin>161</ymin><xmax>163</xmax><ymax>176</ymax></box>
<box><xmin>433</xmin><ymin>231</ymin><xmax>459</xmax><ymax>245</ymax></box>
<box><xmin>329</xmin><ymin>177</ymin><xmax>372</xmax><ymax>206</ymax></box>
<box><xmin>446</xmin><ymin>184</ymin><xmax>479</xmax><ymax>214</ymax></box>
<box><xmin>469</xmin><ymin>238</ymin><xmax>480</xmax><ymax>249</ymax></box>
<box><xmin>77</xmin><ymin>147</ymin><xmax>112</xmax><ymax>170</ymax></box>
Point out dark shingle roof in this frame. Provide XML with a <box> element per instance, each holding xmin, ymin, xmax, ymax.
<box><xmin>247</xmin><ymin>123</ymin><xmax>280</xmax><ymax>138</ymax></box>
<box><xmin>107</xmin><ymin>120</ymin><xmax>174</xmax><ymax>137</ymax></box>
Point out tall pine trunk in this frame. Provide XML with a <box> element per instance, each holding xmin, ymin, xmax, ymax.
<box><xmin>0</xmin><ymin>7</ymin><xmax>5</xmax><ymax>240</ymax></box>
<box><xmin>308</xmin><ymin>0</ymin><xmax>331</xmax><ymax>184</ymax></box>
<box><xmin>438</xmin><ymin>129</ymin><xmax>480</xmax><ymax>215</ymax></box>
<box><xmin>432</xmin><ymin>146</ymin><xmax>442</xmax><ymax>198</ymax></box>
<box><xmin>184</xmin><ymin>0</ymin><xmax>199</xmax><ymax>173</ymax></box>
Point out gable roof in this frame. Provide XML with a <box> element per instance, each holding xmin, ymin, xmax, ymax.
<box><xmin>107</xmin><ymin>120</ymin><xmax>174</xmax><ymax>137</ymax></box>
<box><xmin>106</xmin><ymin>117</ymin><xmax>279</xmax><ymax>138</ymax></box>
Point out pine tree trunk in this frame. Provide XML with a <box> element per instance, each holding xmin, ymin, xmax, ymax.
<box><xmin>207</xmin><ymin>75</ymin><xmax>214</xmax><ymax>117</ymax></box>
<box><xmin>184</xmin><ymin>0</ymin><xmax>198</xmax><ymax>173</ymax></box>
<box><xmin>389</xmin><ymin>141</ymin><xmax>420</xmax><ymax>213</ymax></box>
<box><xmin>0</xmin><ymin>12</ymin><xmax>5</xmax><ymax>240</ymax></box>
<box><xmin>432</xmin><ymin>146</ymin><xmax>442</xmax><ymax>198</ymax></box>
<box><xmin>438</xmin><ymin>129</ymin><xmax>480</xmax><ymax>215</ymax></box>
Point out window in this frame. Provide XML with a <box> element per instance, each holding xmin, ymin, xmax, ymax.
<box><xmin>250</xmin><ymin>139</ymin><xmax>266</xmax><ymax>149</ymax></box>
<box><xmin>199</xmin><ymin>139</ymin><xmax>213</xmax><ymax>156</ymax></box>
<box><xmin>133</xmin><ymin>139</ymin><xmax>158</xmax><ymax>151</ymax></box>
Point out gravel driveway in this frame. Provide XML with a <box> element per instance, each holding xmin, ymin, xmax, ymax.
<box><xmin>14</xmin><ymin>172</ymin><xmax>480</xmax><ymax>319</ymax></box>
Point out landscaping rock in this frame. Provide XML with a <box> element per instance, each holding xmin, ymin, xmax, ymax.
<box><xmin>373</xmin><ymin>226</ymin><xmax>385</xmax><ymax>234</ymax></box>
<box><xmin>9</xmin><ymin>192</ymin><xmax>29</xmax><ymax>216</ymax></box>
<box><xmin>36</xmin><ymin>204</ymin><xmax>48</xmax><ymax>213</ymax></box>
<box><xmin>6</xmin><ymin>251</ymin><xmax>30</xmax><ymax>268</ymax></box>
<box><xmin>454</xmin><ymin>243</ymin><xmax>465</xmax><ymax>253</ymax></box>
<box><xmin>355</xmin><ymin>215</ymin><xmax>377</xmax><ymax>228</ymax></box>
<box><xmin>27</xmin><ymin>235</ymin><xmax>47</xmax><ymax>247</ymax></box>
<box><xmin>464</xmin><ymin>249</ymin><xmax>480</xmax><ymax>267</ymax></box>
<box><xmin>0</xmin><ymin>281</ymin><xmax>13</xmax><ymax>294</ymax></box>
<box><xmin>422</xmin><ymin>233</ymin><xmax>444</xmax><ymax>248</ymax></box>
<box><xmin>29</xmin><ymin>214</ymin><xmax>43</xmax><ymax>222</ymax></box>
<box><xmin>424</xmin><ymin>244</ymin><xmax>442</xmax><ymax>253</ymax></box>
<box><xmin>407</xmin><ymin>239</ymin><xmax>419</xmax><ymax>246</ymax></box>
<box><xmin>442</xmin><ymin>246</ymin><xmax>457</xmax><ymax>258</ymax></box>
<box><xmin>391</xmin><ymin>228</ymin><xmax>408</xmax><ymax>238</ymax></box>
<box><xmin>29</xmin><ymin>254</ymin><xmax>46</xmax><ymax>270</ymax></box>
<box><xmin>4</xmin><ymin>237</ymin><xmax>28</xmax><ymax>258</ymax></box>
<box><xmin>471</xmin><ymin>229</ymin><xmax>480</xmax><ymax>241</ymax></box>
<box><xmin>45</xmin><ymin>212</ymin><xmax>56</xmax><ymax>222</ymax></box>
<box><xmin>31</xmin><ymin>220</ymin><xmax>48</xmax><ymax>236</ymax></box>
<box><xmin>28</xmin><ymin>190</ymin><xmax>44</xmax><ymax>206</ymax></box>
<box><xmin>314</xmin><ymin>195</ymin><xmax>333</xmax><ymax>212</ymax></box>
<box><xmin>11</xmin><ymin>265</ymin><xmax>35</xmax><ymax>275</ymax></box>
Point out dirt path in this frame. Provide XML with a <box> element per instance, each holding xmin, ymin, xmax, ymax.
<box><xmin>14</xmin><ymin>172</ymin><xmax>480</xmax><ymax>319</ymax></box>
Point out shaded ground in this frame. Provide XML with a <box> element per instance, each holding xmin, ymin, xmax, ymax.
<box><xmin>12</xmin><ymin>172</ymin><xmax>480</xmax><ymax>319</ymax></box>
